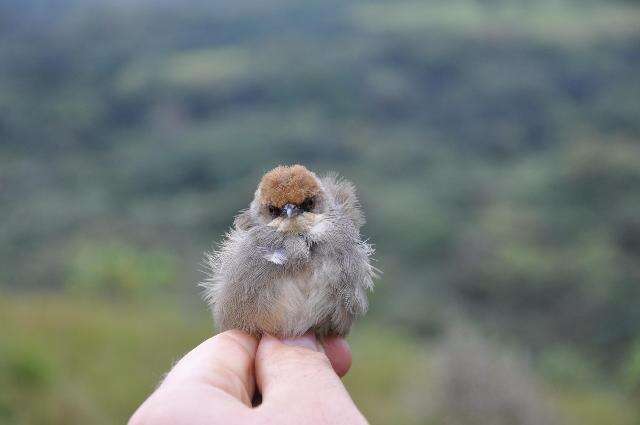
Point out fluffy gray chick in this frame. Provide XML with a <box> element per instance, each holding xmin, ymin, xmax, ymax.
<box><xmin>202</xmin><ymin>164</ymin><xmax>376</xmax><ymax>338</ymax></box>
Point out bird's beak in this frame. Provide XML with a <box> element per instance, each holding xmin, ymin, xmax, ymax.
<box><xmin>283</xmin><ymin>203</ymin><xmax>301</xmax><ymax>218</ymax></box>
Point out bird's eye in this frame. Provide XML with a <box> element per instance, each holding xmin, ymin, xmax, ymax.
<box><xmin>300</xmin><ymin>197</ymin><xmax>314</xmax><ymax>212</ymax></box>
<box><xmin>268</xmin><ymin>205</ymin><xmax>281</xmax><ymax>217</ymax></box>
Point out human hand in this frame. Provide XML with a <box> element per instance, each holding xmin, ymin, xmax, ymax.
<box><xmin>128</xmin><ymin>330</ymin><xmax>368</xmax><ymax>425</ymax></box>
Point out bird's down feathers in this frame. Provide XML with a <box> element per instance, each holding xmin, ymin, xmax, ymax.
<box><xmin>202</xmin><ymin>165</ymin><xmax>376</xmax><ymax>338</ymax></box>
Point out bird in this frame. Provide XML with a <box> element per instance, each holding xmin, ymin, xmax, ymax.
<box><xmin>202</xmin><ymin>164</ymin><xmax>376</xmax><ymax>338</ymax></box>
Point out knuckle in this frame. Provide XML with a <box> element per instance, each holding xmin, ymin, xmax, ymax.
<box><xmin>206</xmin><ymin>365</ymin><xmax>250</xmax><ymax>403</ymax></box>
<box><xmin>212</xmin><ymin>331</ymin><xmax>242</xmax><ymax>348</ymax></box>
<box><xmin>215</xmin><ymin>329</ymin><xmax>246</xmax><ymax>343</ymax></box>
<box><xmin>213</xmin><ymin>330</ymin><xmax>256</xmax><ymax>359</ymax></box>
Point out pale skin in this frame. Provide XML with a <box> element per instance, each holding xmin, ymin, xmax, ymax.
<box><xmin>128</xmin><ymin>330</ymin><xmax>368</xmax><ymax>425</ymax></box>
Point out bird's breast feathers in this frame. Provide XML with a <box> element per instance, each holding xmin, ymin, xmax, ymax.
<box><xmin>257</xmin><ymin>216</ymin><xmax>341</xmax><ymax>335</ymax></box>
<box><xmin>266</xmin><ymin>211</ymin><xmax>326</xmax><ymax>236</ymax></box>
<box><xmin>263</xmin><ymin>257</ymin><xmax>341</xmax><ymax>336</ymax></box>
<box><xmin>262</xmin><ymin>213</ymin><xmax>327</xmax><ymax>265</ymax></box>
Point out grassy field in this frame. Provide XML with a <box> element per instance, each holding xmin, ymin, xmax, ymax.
<box><xmin>1</xmin><ymin>293</ymin><xmax>637</xmax><ymax>425</ymax></box>
<box><xmin>0</xmin><ymin>294</ymin><xmax>428</xmax><ymax>424</ymax></box>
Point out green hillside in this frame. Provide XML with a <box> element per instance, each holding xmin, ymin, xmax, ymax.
<box><xmin>1</xmin><ymin>0</ymin><xmax>639</xmax><ymax>423</ymax></box>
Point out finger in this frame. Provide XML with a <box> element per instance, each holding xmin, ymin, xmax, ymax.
<box><xmin>162</xmin><ymin>330</ymin><xmax>259</xmax><ymax>406</ymax></box>
<box><xmin>255</xmin><ymin>333</ymin><xmax>368</xmax><ymax>424</ymax></box>
<box><xmin>256</xmin><ymin>333</ymin><xmax>335</xmax><ymax>403</ymax></box>
<box><xmin>321</xmin><ymin>336</ymin><xmax>352</xmax><ymax>378</ymax></box>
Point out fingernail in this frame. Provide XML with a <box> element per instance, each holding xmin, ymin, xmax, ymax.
<box><xmin>282</xmin><ymin>333</ymin><xmax>319</xmax><ymax>351</ymax></box>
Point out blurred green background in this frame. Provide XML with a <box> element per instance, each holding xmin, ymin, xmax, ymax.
<box><xmin>1</xmin><ymin>0</ymin><xmax>640</xmax><ymax>423</ymax></box>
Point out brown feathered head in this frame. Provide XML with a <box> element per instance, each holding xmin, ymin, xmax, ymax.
<box><xmin>257</xmin><ymin>164</ymin><xmax>323</xmax><ymax>220</ymax></box>
<box><xmin>259</xmin><ymin>165</ymin><xmax>319</xmax><ymax>208</ymax></box>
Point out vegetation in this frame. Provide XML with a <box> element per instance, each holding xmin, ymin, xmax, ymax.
<box><xmin>1</xmin><ymin>294</ymin><xmax>637</xmax><ymax>425</ymax></box>
<box><xmin>1</xmin><ymin>0</ymin><xmax>639</xmax><ymax>423</ymax></box>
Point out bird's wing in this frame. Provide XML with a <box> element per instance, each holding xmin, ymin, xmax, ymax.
<box><xmin>320</xmin><ymin>174</ymin><xmax>365</xmax><ymax>228</ymax></box>
<box><xmin>233</xmin><ymin>209</ymin><xmax>253</xmax><ymax>230</ymax></box>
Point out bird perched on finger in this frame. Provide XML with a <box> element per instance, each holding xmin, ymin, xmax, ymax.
<box><xmin>202</xmin><ymin>164</ymin><xmax>376</xmax><ymax>338</ymax></box>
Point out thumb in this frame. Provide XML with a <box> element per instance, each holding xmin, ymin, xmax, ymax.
<box><xmin>255</xmin><ymin>333</ymin><xmax>368</xmax><ymax>424</ymax></box>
